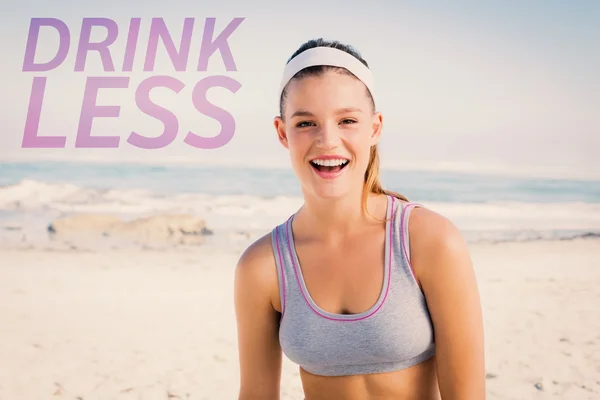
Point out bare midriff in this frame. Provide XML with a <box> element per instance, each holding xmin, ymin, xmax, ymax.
<box><xmin>299</xmin><ymin>356</ymin><xmax>441</xmax><ymax>400</ymax></box>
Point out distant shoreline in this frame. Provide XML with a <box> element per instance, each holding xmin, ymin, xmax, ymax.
<box><xmin>1</xmin><ymin>158</ymin><xmax>599</xmax><ymax>182</ymax></box>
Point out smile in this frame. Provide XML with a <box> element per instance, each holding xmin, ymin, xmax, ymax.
<box><xmin>309</xmin><ymin>158</ymin><xmax>349</xmax><ymax>179</ymax></box>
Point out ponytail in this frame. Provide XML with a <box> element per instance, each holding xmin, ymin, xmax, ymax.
<box><xmin>362</xmin><ymin>145</ymin><xmax>408</xmax><ymax>220</ymax></box>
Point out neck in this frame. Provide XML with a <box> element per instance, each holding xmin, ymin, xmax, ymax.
<box><xmin>295</xmin><ymin>187</ymin><xmax>386</xmax><ymax>241</ymax></box>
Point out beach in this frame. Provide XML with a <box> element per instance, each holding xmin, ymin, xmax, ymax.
<box><xmin>1</xmin><ymin>162</ymin><xmax>600</xmax><ymax>399</ymax></box>
<box><xmin>1</xmin><ymin>237</ymin><xmax>599</xmax><ymax>400</ymax></box>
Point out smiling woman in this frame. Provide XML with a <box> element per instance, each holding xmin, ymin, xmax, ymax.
<box><xmin>234</xmin><ymin>38</ymin><xmax>486</xmax><ymax>400</ymax></box>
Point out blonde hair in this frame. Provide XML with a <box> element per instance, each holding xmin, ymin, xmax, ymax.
<box><xmin>362</xmin><ymin>144</ymin><xmax>408</xmax><ymax>220</ymax></box>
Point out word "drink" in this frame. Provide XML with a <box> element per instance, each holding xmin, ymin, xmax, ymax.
<box><xmin>22</xmin><ymin>17</ymin><xmax>245</xmax><ymax>149</ymax></box>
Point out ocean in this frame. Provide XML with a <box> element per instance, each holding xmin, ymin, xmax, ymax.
<box><xmin>1</xmin><ymin>161</ymin><xmax>600</xmax><ymax>248</ymax></box>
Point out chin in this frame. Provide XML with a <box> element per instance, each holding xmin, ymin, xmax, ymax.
<box><xmin>304</xmin><ymin>171</ymin><xmax>359</xmax><ymax>201</ymax></box>
<box><xmin>293</xmin><ymin>158</ymin><xmax>363</xmax><ymax>200</ymax></box>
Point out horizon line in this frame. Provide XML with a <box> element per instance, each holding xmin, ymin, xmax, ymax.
<box><xmin>1</xmin><ymin>155</ymin><xmax>599</xmax><ymax>182</ymax></box>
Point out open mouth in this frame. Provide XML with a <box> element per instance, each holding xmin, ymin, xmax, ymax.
<box><xmin>309</xmin><ymin>158</ymin><xmax>350</xmax><ymax>173</ymax></box>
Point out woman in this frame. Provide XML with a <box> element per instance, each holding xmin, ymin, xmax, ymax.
<box><xmin>234</xmin><ymin>38</ymin><xmax>486</xmax><ymax>400</ymax></box>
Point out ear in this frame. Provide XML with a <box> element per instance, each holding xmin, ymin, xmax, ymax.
<box><xmin>370</xmin><ymin>112</ymin><xmax>383</xmax><ymax>146</ymax></box>
<box><xmin>274</xmin><ymin>116</ymin><xmax>289</xmax><ymax>149</ymax></box>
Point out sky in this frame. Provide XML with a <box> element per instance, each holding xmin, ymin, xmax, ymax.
<box><xmin>0</xmin><ymin>0</ymin><xmax>598</xmax><ymax>179</ymax></box>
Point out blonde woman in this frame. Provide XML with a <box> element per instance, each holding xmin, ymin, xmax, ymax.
<box><xmin>234</xmin><ymin>38</ymin><xmax>486</xmax><ymax>400</ymax></box>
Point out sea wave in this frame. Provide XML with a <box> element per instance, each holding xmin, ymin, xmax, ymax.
<box><xmin>1</xmin><ymin>179</ymin><xmax>600</xmax><ymax>244</ymax></box>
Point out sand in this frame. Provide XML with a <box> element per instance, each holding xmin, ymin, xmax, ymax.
<box><xmin>0</xmin><ymin>238</ymin><xmax>599</xmax><ymax>399</ymax></box>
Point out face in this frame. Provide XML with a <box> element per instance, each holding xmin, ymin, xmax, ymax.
<box><xmin>274</xmin><ymin>71</ymin><xmax>383</xmax><ymax>200</ymax></box>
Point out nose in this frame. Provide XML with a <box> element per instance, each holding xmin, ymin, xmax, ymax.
<box><xmin>314</xmin><ymin>121</ymin><xmax>340</xmax><ymax>150</ymax></box>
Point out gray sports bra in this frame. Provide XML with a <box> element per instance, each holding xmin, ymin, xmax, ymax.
<box><xmin>271</xmin><ymin>195</ymin><xmax>436</xmax><ymax>377</ymax></box>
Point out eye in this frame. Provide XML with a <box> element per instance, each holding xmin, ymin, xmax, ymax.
<box><xmin>340</xmin><ymin>119</ymin><xmax>357</xmax><ymax>124</ymax></box>
<box><xmin>296</xmin><ymin>121</ymin><xmax>315</xmax><ymax>128</ymax></box>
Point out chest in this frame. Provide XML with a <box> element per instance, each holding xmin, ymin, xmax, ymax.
<box><xmin>293</xmin><ymin>230</ymin><xmax>388</xmax><ymax>316</ymax></box>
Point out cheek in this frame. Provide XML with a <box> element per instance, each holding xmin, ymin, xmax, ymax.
<box><xmin>287</xmin><ymin>132</ymin><xmax>310</xmax><ymax>160</ymax></box>
<box><xmin>346</xmin><ymin>128</ymin><xmax>374</xmax><ymax>157</ymax></box>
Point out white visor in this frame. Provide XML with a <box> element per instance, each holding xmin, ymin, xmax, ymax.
<box><xmin>277</xmin><ymin>46</ymin><xmax>376</xmax><ymax>106</ymax></box>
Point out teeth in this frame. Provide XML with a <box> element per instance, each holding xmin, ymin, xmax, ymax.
<box><xmin>311</xmin><ymin>158</ymin><xmax>348</xmax><ymax>167</ymax></box>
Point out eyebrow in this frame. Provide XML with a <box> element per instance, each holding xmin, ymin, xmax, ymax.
<box><xmin>290</xmin><ymin>107</ymin><xmax>363</xmax><ymax>119</ymax></box>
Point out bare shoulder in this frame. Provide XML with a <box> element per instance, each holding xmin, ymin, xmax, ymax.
<box><xmin>237</xmin><ymin>231</ymin><xmax>276</xmax><ymax>271</ymax></box>
<box><xmin>404</xmin><ymin>205</ymin><xmax>472</xmax><ymax>285</ymax></box>
<box><xmin>235</xmin><ymin>231</ymin><xmax>281</xmax><ymax>312</ymax></box>
<box><xmin>409</xmin><ymin>206</ymin><xmax>466</xmax><ymax>245</ymax></box>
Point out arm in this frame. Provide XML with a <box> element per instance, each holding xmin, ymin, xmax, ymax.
<box><xmin>234</xmin><ymin>235</ymin><xmax>283</xmax><ymax>400</ymax></box>
<box><xmin>410</xmin><ymin>208</ymin><xmax>486</xmax><ymax>399</ymax></box>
